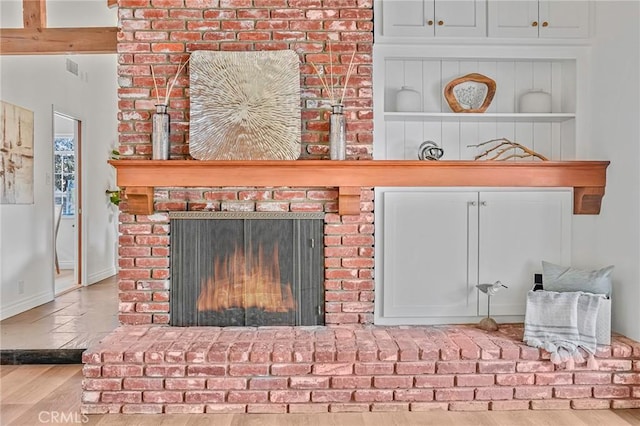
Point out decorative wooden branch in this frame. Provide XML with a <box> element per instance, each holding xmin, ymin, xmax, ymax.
<box><xmin>468</xmin><ymin>138</ymin><xmax>549</xmax><ymax>161</ymax></box>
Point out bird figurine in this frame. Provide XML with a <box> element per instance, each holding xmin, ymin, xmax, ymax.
<box><xmin>476</xmin><ymin>281</ymin><xmax>508</xmax><ymax>296</ymax></box>
<box><xmin>476</xmin><ymin>281</ymin><xmax>508</xmax><ymax>331</ymax></box>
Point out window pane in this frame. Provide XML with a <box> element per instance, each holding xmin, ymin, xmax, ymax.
<box><xmin>63</xmin><ymin>156</ymin><xmax>74</xmax><ymax>173</ymax></box>
<box><xmin>64</xmin><ymin>195</ymin><xmax>74</xmax><ymax>216</ymax></box>
<box><xmin>65</xmin><ymin>178</ymin><xmax>75</xmax><ymax>215</ymax></box>
<box><xmin>54</xmin><ymin>137</ymin><xmax>76</xmax><ymax>217</ymax></box>
<box><xmin>55</xmin><ymin>137</ymin><xmax>74</xmax><ymax>152</ymax></box>
<box><xmin>54</xmin><ymin>175</ymin><xmax>63</xmax><ymax>192</ymax></box>
<box><xmin>54</xmin><ymin>155</ymin><xmax>62</xmax><ymax>173</ymax></box>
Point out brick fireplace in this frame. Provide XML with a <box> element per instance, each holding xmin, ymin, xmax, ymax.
<box><xmin>117</xmin><ymin>190</ymin><xmax>375</xmax><ymax>327</ymax></box>
<box><xmin>114</xmin><ymin>0</ymin><xmax>375</xmax><ymax>328</ymax></box>
<box><xmin>82</xmin><ymin>0</ymin><xmax>640</xmax><ymax>415</ymax></box>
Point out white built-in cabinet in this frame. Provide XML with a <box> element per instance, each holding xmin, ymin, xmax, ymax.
<box><xmin>373</xmin><ymin>2</ymin><xmax>590</xmax><ymax>325</ymax></box>
<box><xmin>382</xmin><ymin>0</ymin><xmax>486</xmax><ymax>38</ymax></box>
<box><xmin>375</xmin><ymin>188</ymin><xmax>572</xmax><ymax>324</ymax></box>
<box><xmin>488</xmin><ymin>1</ymin><xmax>590</xmax><ymax>39</ymax></box>
<box><xmin>373</xmin><ymin>44</ymin><xmax>585</xmax><ymax>161</ymax></box>
<box><xmin>377</xmin><ymin>0</ymin><xmax>590</xmax><ymax>41</ymax></box>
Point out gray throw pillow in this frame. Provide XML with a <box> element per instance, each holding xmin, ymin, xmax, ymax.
<box><xmin>541</xmin><ymin>261</ymin><xmax>613</xmax><ymax>296</ymax></box>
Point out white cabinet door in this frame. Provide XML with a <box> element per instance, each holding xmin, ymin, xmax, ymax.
<box><xmin>488</xmin><ymin>0</ymin><xmax>539</xmax><ymax>38</ymax></box>
<box><xmin>478</xmin><ymin>191</ymin><xmax>572</xmax><ymax>316</ymax></box>
<box><xmin>377</xmin><ymin>189</ymin><xmax>572</xmax><ymax>324</ymax></box>
<box><xmin>488</xmin><ymin>0</ymin><xmax>588</xmax><ymax>38</ymax></box>
<box><xmin>382</xmin><ymin>0</ymin><xmax>485</xmax><ymax>38</ymax></box>
<box><xmin>539</xmin><ymin>1</ymin><xmax>589</xmax><ymax>38</ymax></box>
<box><xmin>381</xmin><ymin>190</ymin><xmax>479</xmax><ymax>318</ymax></box>
<box><xmin>382</xmin><ymin>0</ymin><xmax>435</xmax><ymax>37</ymax></box>
<box><xmin>435</xmin><ymin>0</ymin><xmax>486</xmax><ymax>37</ymax></box>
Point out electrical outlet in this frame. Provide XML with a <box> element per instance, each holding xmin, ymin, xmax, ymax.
<box><xmin>17</xmin><ymin>280</ymin><xmax>25</xmax><ymax>295</ymax></box>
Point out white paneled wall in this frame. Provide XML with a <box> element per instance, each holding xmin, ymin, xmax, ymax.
<box><xmin>381</xmin><ymin>58</ymin><xmax>577</xmax><ymax>161</ymax></box>
<box><xmin>384</xmin><ymin>118</ymin><xmax>575</xmax><ymax>160</ymax></box>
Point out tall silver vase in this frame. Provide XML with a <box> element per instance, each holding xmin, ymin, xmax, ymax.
<box><xmin>152</xmin><ymin>104</ymin><xmax>170</xmax><ymax>160</ymax></box>
<box><xmin>329</xmin><ymin>104</ymin><xmax>346</xmax><ymax>160</ymax></box>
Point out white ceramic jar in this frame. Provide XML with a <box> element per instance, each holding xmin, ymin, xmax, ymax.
<box><xmin>519</xmin><ymin>89</ymin><xmax>552</xmax><ymax>113</ymax></box>
<box><xmin>396</xmin><ymin>86</ymin><xmax>421</xmax><ymax>112</ymax></box>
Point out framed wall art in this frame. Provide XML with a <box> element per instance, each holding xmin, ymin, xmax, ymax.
<box><xmin>1</xmin><ymin>100</ymin><xmax>34</xmax><ymax>204</ymax></box>
<box><xmin>189</xmin><ymin>50</ymin><xmax>301</xmax><ymax>160</ymax></box>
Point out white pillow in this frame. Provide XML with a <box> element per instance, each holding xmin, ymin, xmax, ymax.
<box><xmin>542</xmin><ymin>261</ymin><xmax>613</xmax><ymax>296</ymax></box>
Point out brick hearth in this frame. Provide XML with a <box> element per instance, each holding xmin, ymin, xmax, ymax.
<box><xmin>81</xmin><ymin>324</ymin><xmax>640</xmax><ymax>414</ymax></box>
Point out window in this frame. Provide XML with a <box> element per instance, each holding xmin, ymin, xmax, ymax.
<box><xmin>54</xmin><ymin>137</ymin><xmax>75</xmax><ymax>216</ymax></box>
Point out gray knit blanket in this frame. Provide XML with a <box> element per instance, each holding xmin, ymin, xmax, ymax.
<box><xmin>523</xmin><ymin>290</ymin><xmax>602</xmax><ymax>366</ymax></box>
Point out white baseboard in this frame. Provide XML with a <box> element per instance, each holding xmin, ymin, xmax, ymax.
<box><xmin>58</xmin><ymin>260</ymin><xmax>75</xmax><ymax>270</ymax></box>
<box><xmin>0</xmin><ymin>290</ymin><xmax>54</xmax><ymax>321</ymax></box>
<box><xmin>55</xmin><ymin>281</ymin><xmax>78</xmax><ymax>296</ymax></box>
<box><xmin>87</xmin><ymin>266</ymin><xmax>117</xmax><ymax>285</ymax></box>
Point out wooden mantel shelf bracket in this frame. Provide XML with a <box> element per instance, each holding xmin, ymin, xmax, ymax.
<box><xmin>108</xmin><ymin>160</ymin><xmax>609</xmax><ymax>216</ymax></box>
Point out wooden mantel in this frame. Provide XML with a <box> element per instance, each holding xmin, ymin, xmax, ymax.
<box><xmin>108</xmin><ymin>160</ymin><xmax>610</xmax><ymax>216</ymax></box>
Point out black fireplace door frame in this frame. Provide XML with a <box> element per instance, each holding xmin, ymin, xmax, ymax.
<box><xmin>170</xmin><ymin>212</ymin><xmax>324</xmax><ymax>327</ymax></box>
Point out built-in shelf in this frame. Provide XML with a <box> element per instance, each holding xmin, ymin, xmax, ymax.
<box><xmin>109</xmin><ymin>160</ymin><xmax>609</xmax><ymax>216</ymax></box>
<box><xmin>383</xmin><ymin>112</ymin><xmax>576</xmax><ymax>123</ymax></box>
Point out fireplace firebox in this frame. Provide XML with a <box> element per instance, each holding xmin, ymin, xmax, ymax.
<box><xmin>169</xmin><ymin>212</ymin><xmax>324</xmax><ymax>327</ymax></box>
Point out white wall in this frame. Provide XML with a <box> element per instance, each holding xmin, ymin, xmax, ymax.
<box><xmin>0</xmin><ymin>1</ymin><xmax>118</xmax><ymax>319</ymax></box>
<box><xmin>573</xmin><ymin>1</ymin><xmax>640</xmax><ymax>341</ymax></box>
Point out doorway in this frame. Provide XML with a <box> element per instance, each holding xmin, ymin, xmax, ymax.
<box><xmin>53</xmin><ymin>112</ymin><xmax>82</xmax><ymax>295</ymax></box>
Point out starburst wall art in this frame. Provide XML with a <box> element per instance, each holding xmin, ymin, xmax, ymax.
<box><xmin>189</xmin><ymin>50</ymin><xmax>301</xmax><ymax>160</ymax></box>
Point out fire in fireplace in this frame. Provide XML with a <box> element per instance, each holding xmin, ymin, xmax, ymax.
<box><xmin>169</xmin><ymin>212</ymin><xmax>324</xmax><ymax>327</ymax></box>
<box><xmin>197</xmin><ymin>242</ymin><xmax>296</xmax><ymax>312</ymax></box>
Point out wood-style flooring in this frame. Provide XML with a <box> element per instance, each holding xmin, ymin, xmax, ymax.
<box><xmin>1</xmin><ymin>364</ymin><xmax>639</xmax><ymax>426</ymax></box>
<box><xmin>0</xmin><ymin>276</ymin><xmax>118</xmax><ymax>350</ymax></box>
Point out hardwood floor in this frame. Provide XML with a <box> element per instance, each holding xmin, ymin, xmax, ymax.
<box><xmin>1</xmin><ymin>365</ymin><xmax>638</xmax><ymax>426</ymax></box>
<box><xmin>0</xmin><ymin>276</ymin><xmax>118</xmax><ymax>350</ymax></box>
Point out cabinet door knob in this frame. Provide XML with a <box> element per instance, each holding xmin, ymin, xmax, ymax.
<box><xmin>542</xmin><ymin>21</ymin><xmax>549</xmax><ymax>27</ymax></box>
<box><xmin>480</xmin><ymin>201</ymin><xmax>487</xmax><ymax>207</ymax></box>
<box><xmin>438</xmin><ymin>20</ymin><xmax>444</xmax><ymax>26</ymax></box>
<box><xmin>469</xmin><ymin>201</ymin><xmax>477</xmax><ymax>206</ymax></box>
<box><xmin>532</xmin><ymin>21</ymin><xmax>538</xmax><ymax>27</ymax></box>
<box><xmin>427</xmin><ymin>20</ymin><xmax>434</xmax><ymax>26</ymax></box>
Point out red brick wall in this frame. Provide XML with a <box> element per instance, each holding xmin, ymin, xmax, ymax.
<box><xmin>115</xmin><ymin>0</ymin><xmax>374</xmax><ymax>326</ymax></box>
<box><xmin>117</xmin><ymin>0</ymin><xmax>373</xmax><ymax>159</ymax></box>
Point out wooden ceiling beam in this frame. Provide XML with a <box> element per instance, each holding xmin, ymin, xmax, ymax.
<box><xmin>0</xmin><ymin>0</ymin><xmax>117</xmax><ymax>55</ymax></box>
<box><xmin>0</xmin><ymin>27</ymin><xmax>118</xmax><ymax>55</ymax></box>
<box><xmin>23</xmin><ymin>0</ymin><xmax>47</xmax><ymax>29</ymax></box>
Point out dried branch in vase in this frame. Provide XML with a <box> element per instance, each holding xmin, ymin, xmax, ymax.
<box><xmin>151</xmin><ymin>56</ymin><xmax>190</xmax><ymax>106</ymax></box>
<box><xmin>310</xmin><ymin>41</ymin><xmax>357</xmax><ymax>106</ymax></box>
<box><xmin>467</xmin><ymin>138</ymin><xmax>549</xmax><ymax>161</ymax></box>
